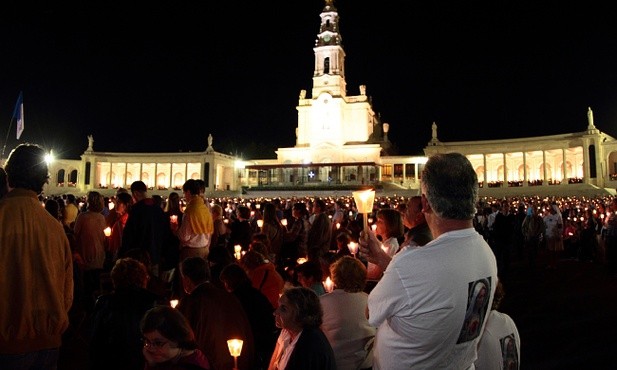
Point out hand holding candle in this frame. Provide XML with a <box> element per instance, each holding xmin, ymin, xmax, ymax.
<box><xmin>352</xmin><ymin>189</ymin><xmax>375</xmax><ymax>236</ymax></box>
<box><xmin>358</xmin><ymin>230</ymin><xmax>392</xmax><ymax>271</ymax></box>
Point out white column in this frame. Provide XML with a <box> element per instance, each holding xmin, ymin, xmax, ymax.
<box><xmin>562</xmin><ymin>148</ymin><xmax>567</xmax><ymax>183</ymax></box>
<box><xmin>154</xmin><ymin>163</ymin><xmax>158</xmax><ymax>189</ymax></box>
<box><xmin>108</xmin><ymin>163</ymin><xmax>112</xmax><ymax>188</ymax></box>
<box><xmin>523</xmin><ymin>152</ymin><xmax>528</xmax><ymax>187</ymax></box>
<box><xmin>483</xmin><ymin>155</ymin><xmax>487</xmax><ymax>188</ymax></box>
<box><xmin>502</xmin><ymin>153</ymin><xmax>507</xmax><ymax>187</ymax></box>
<box><xmin>542</xmin><ymin>151</ymin><xmax>547</xmax><ymax>184</ymax></box>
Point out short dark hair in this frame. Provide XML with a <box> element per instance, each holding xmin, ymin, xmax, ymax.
<box><xmin>292</xmin><ymin>202</ymin><xmax>308</xmax><ymax>216</ymax></box>
<box><xmin>335</xmin><ymin>232</ymin><xmax>351</xmax><ymax>245</ymax></box>
<box><xmin>44</xmin><ymin>198</ymin><xmax>60</xmax><ymax>219</ymax></box>
<box><xmin>219</xmin><ymin>263</ymin><xmax>251</xmax><ymax>291</ymax></box>
<box><xmin>237</xmin><ymin>205</ymin><xmax>251</xmax><ymax>219</ymax></box>
<box><xmin>377</xmin><ymin>208</ymin><xmax>404</xmax><ymax>239</ymax></box>
<box><xmin>296</xmin><ymin>260</ymin><xmax>323</xmax><ymax>282</ymax></box>
<box><xmin>116</xmin><ymin>192</ymin><xmax>133</xmax><ymax>208</ymax></box>
<box><xmin>195</xmin><ymin>179</ymin><xmax>206</xmax><ymax>193</ymax></box>
<box><xmin>207</xmin><ymin>246</ymin><xmax>233</xmax><ymax>265</ymax></box>
<box><xmin>4</xmin><ymin>143</ymin><xmax>49</xmax><ymax>194</ymax></box>
<box><xmin>141</xmin><ymin>306</ymin><xmax>197</xmax><ymax>350</ymax></box>
<box><xmin>130</xmin><ymin>180</ymin><xmax>147</xmax><ymax>193</ymax></box>
<box><xmin>111</xmin><ymin>257</ymin><xmax>149</xmax><ymax>289</ymax></box>
<box><xmin>182</xmin><ymin>179</ymin><xmax>200</xmax><ymax>196</ymax></box>
<box><xmin>181</xmin><ymin>256</ymin><xmax>211</xmax><ymax>283</ymax></box>
<box><xmin>313</xmin><ymin>199</ymin><xmax>327</xmax><ymax>212</ymax></box>
<box><xmin>87</xmin><ymin>191</ymin><xmax>104</xmax><ymax>213</ymax></box>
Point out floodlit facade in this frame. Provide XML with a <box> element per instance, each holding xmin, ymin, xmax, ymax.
<box><xmin>45</xmin><ymin>136</ymin><xmax>241</xmax><ymax>197</ymax></box>
<box><xmin>244</xmin><ymin>0</ymin><xmax>394</xmax><ymax>189</ymax></box>
<box><xmin>424</xmin><ymin>111</ymin><xmax>617</xmax><ymax>196</ymax></box>
<box><xmin>38</xmin><ymin>0</ymin><xmax>617</xmax><ymax>197</ymax></box>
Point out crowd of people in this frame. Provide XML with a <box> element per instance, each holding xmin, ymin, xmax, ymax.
<box><xmin>2</xmin><ymin>143</ymin><xmax>615</xmax><ymax>369</ymax></box>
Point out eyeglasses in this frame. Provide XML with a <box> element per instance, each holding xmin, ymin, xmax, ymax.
<box><xmin>142</xmin><ymin>338</ymin><xmax>173</xmax><ymax>350</ymax></box>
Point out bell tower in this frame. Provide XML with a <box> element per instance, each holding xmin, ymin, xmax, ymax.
<box><xmin>283</xmin><ymin>0</ymin><xmax>382</xmax><ymax>165</ymax></box>
<box><xmin>312</xmin><ymin>0</ymin><xmax>347</xmax><ymax>98</ymax></box>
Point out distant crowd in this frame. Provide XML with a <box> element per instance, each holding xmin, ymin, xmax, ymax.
<box><xmin>4</xmin><ymin>144</ymin><xmax>615</xmax><ymax>370</ymax></box>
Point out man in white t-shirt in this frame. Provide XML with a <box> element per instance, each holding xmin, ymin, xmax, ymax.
<box><xmin>361</xmin><ymin>152</ymin><xmax>498</xmax><ymax>369</ymax></box>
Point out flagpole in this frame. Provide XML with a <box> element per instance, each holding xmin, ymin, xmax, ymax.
<box><xmin>1</xmin><ymin>117</ymin><xmax>14</xmax><ymax>163</ymax></box>
<box><xmin>2</xmin><ymin>91</ymin><xmax>23</xmax><ymax>163</ymax></box>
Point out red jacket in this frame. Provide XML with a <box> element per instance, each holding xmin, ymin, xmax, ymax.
<box><xmin>248</xmin><ymin>262</ymin><xmax>284</xmax><ymax>308</ymax></box>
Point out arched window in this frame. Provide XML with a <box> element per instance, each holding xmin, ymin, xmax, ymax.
<box><xmin>69</xmin><ymin>170</ymin><xmax>78</xmax><ymax>186</ymax></box>
<box><xmin>56</xmin><ymin>169</ymin><xmax>65</xmax><ymax>186</ymax></box>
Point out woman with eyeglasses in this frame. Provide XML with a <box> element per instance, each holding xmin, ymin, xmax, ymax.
<box><xmin>140</xmin><ymin>306</ymin><xmax>210</xmax><ymax>370</ymax></box>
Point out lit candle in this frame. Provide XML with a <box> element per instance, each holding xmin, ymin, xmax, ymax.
<box><xmin>296</xmin><ymin>257</ymin><xmax>307</xmax><ymax>265</ymax></box>
<box><xmin>281</xmin><ymin>219</ymin><xmax>288</xmax><ymax>227</ymax></box>
<box><xmin>323</xmin><ymin>276</ymin><xmax>334</xmax><ymax>293</ymax></box>
<box><xmin>104</xmin><ymin>227</ymin><xmax>112</xmax><ymax>237</ymax></box>
<box><xmin>257</xmin><ymin>219</ymin><xmax>264</xmax><ymax>228</ymax></box>
<box><xmin>227</xmin><ymin>339</ymin><xmax>244</xmax><ymax>370</ymax></box>
<box><xmin>170</xmin><ymin>215</ymin><xmax>178</xmax><ymax>224</ymax></box>
<box><xmin>347</xmin><ymin>242</ymin><xmax>359</xmax><ymax>257</ymax></box>
<box><xmin>170</xmin><ymin>299</ymin><xmax>179</xmax><ymax>308</ymax></box>
<box><xmin>371</xmin><ymin>224</ymin><xmax>377</xmax><ymax>232</ymax></box>
<box><xmin>336</xmin><ymin>222</ymin><xmax>341</xmax><ymax>229</ymax></box>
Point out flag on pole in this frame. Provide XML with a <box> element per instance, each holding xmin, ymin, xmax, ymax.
<box><xmin>13</xmin><ymin>91</ymin><xmax>24</xmax><ymax>140</ymax></box>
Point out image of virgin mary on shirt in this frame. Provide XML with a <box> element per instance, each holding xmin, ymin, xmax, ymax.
<box><xmin>456</xmin><ymin>277</ymin><xmax>492</xmax><ymax>344</ymax></box>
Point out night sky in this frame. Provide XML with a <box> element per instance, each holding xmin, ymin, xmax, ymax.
<box><xmin>2</xmin><ymin>1</ymin><xmax>617</xmax><ymax>160</ymax></box>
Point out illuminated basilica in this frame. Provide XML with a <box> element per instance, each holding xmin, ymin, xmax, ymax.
<box><xmin>44</xmin><ymin>1</ymin><xmax>617</xmax><ymax>197</ymax></box>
